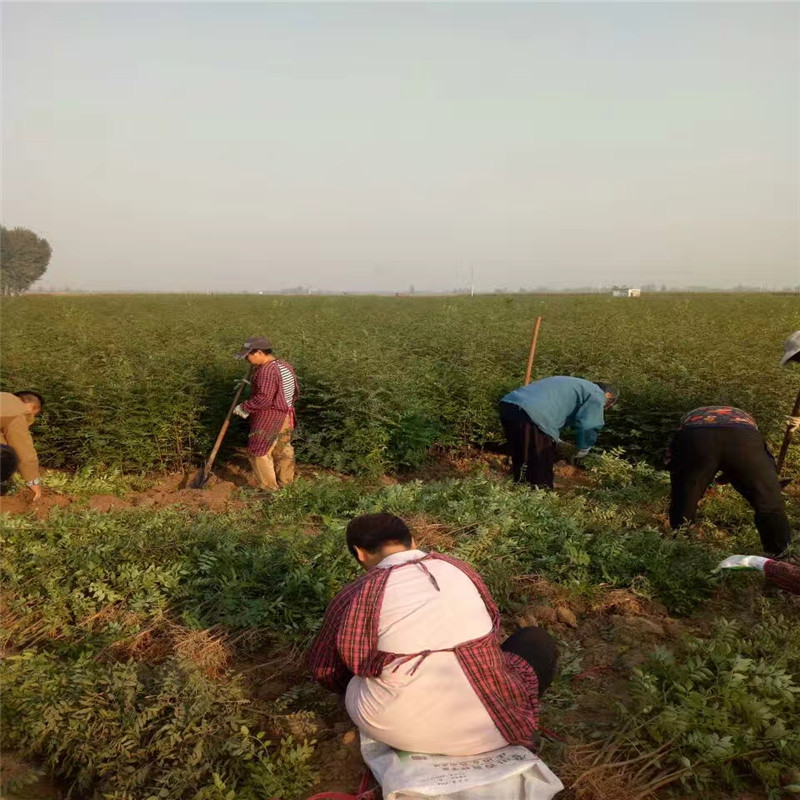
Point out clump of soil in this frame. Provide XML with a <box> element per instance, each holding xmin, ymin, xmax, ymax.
<box><xmin>0</xmin><ymin>492</ymin><xmax>70</xmax><ymax>518</ymax></box>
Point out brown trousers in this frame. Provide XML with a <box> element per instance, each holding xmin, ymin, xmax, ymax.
<box><xmin>249</xmin><ymin>417</ymin><xmax>295</xmax><ymax>491</ymax></box>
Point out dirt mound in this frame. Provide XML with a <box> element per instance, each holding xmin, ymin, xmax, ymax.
<box><xmin>0</xmin><ymin>492</ymin><xmax>70</xmax><ymax>518</ymax></box>
<box><xmin>128</xmin><ymin>475</ymin><xmax>238</xmax><ymax>512</ymax></box>
<box><xmin>0</xmin><ymin>474</ymin><xmax>239</xmax><ymax>517</ymax></box>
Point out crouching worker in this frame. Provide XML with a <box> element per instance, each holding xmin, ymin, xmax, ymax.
<box><xmin>668</xmin><ymin>407</ymin><xmax>792</xmax><ymax>558</ymax></box>
<box><xmin>307</xmin><ymin>513</ymin><xmax>558</xmax><ymax>756</ymax></box>
<box><xmin>499</xmin><ymin>376</ymin><xmax>619</xmax><ymax>489</ymax></box>
<box><xmin>0</xmin><ymin>391</ymin><xmax>44</xmax><ymax>500</ymax></box>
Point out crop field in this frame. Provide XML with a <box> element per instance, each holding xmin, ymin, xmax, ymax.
<box><xmin>1</xmin><ymin>293</ymin><xmax>799</xmax><ymax>800</ymax></box>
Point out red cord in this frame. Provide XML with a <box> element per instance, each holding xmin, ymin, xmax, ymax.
<box><xmin>303</xmin><ymin>794</ymin><xmax>359</xmax><ymax>800</ymax></box>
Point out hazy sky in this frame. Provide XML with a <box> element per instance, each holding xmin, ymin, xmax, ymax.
<box><xmin>2</xmin><ymin>2</ymin><xmax>798</xmax><ymax>292</ymax></box>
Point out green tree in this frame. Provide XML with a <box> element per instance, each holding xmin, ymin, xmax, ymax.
<box><xmin>0</xmin><ymin>226</ymin><xmax>52</xmax><ymax>295</ymax></box>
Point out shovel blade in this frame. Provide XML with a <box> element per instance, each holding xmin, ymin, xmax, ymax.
<box><xmin>189</xmin><ymin>469</ymin><xmax>209</xmax><ymax>489</ymax></box>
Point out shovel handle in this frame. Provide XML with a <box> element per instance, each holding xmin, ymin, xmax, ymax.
<box><xmin>198</xmin><ymin>370</ymin><xmax>251</xmax><ymax>481</ymax></box>
<box><xmin>776</xmin><ymin>387</ymin><xmax>800</xmax><ymax>475</ymax></box>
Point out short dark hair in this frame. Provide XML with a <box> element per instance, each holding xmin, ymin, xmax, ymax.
<box><xmin>14</xmin><ymin>391</ymin><xmax>44</xmax><ymax>410</ymax></box>
<box><xmin>346</xmin><ymin>513</ymin><xmax>412</xmax><ymax>559</ymax></box>
<box><xmin>594</xmin><ymin>382</ymin><xmax>619</xmax><ymax>402</ymax></box>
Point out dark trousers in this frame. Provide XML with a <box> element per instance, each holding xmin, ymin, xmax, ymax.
<box><xmin>501</xmin><ymin>625</ymin><xmax>559</xmax><ymax>697</ymax></box>
<box><xmin>669</xmin><ymin>427</ymin><xmax>792</xmax><ymax>557</ymax></box>
<box><xmin>0</xmin><ymin>444</ymin><xmax>19</xmax><ymax>494</ymax></box>
<box><xmin>499</xmin><ymin>402</ymin><xmax>556</xmax><ymax>489</ymax></box>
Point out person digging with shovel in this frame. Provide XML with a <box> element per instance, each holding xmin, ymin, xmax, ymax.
<box><xmin>232</xmin><ymin>336</ymin><xmax>299</xmax><ymax>492</ymax></box>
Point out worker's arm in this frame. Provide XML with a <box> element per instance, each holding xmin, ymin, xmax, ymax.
<box><xmin>715</xmin><ymin>555</ymin><xmax>800</xmax><ymax>596</ymax></box>
<box><xmin>4</xmin><ymin>417</ymin><xmax>39</xmax><ymax>482</ymax></box>
<box><xmin>573</xmin><ymin>395</ymin><xmax>605</xmax><ymax>452</ymax></box>
<box><xmin>241</xmin><ymin>365</ymin><xmax>279</xmax><ymax>414</ymax></box>
<box><xmin>306</xmin><ymin>590</ymin><xmax>355</xmax><ymax>694</ymax></box>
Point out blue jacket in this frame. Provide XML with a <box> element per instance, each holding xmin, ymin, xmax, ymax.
<box><xmin>501</xmin><ymin>376</ymin><xmax>607</xmax><ymax>450</ymax></box>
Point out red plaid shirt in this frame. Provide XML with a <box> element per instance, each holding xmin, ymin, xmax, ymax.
<box><xmin>766</xmin><ymin>560</ymin><xmax>800</xmax><ymax>595</ymax></box>
<box><xmin>241</xmin><ymin>359</ymin><xmax>299</xmax><ymax>456</ymax></box>
<box><xmin>307</xmin><ymin>552</ymin><xmax>540</xmax><ymax>749</ymax></box>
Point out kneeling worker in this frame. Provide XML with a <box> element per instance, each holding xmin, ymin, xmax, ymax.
<box><xmin>499</xmin><ymin>376</ymin><xmax>619</xmax><ymax>489</ymax></box>
<box><xmin>0</xmin><ymin>391</ymin><xmax>44</xmax><ymax>500</ymax></box>
<box><xmin>308</xmin><ymin>513</ymin><xmax>558</xmax><ymax>756</ymax></box>
<box><xmin>668</xmin><ymin>406</ymin><xmax>792</xmax><ymax>558</ymax></box>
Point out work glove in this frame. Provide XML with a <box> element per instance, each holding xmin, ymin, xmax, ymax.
<box><xmin>787</xmin><ymin>416</ymin><xmax>800</xmax><ymax>433</ymax></box>
<box><xmin>575</xmin><ymin>447</ymin><xmax>592</xmax><ymax>459</ymax></box>
<box><xmin>233</xmin><ymin>404</ymin><xmax>250</xmax><ymax>419</ymax></box>
<box><xmin>714</xmin><ymin>554</ymin><xmax>768</xmax><ymax>573</ymax></box>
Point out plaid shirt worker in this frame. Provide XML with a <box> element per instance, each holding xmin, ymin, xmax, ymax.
<box><xmin>307</xmin><ymin>551</ymin><xmax>540</xmax><ymax>749</ymax></box>
<box><xmin>241</xmin><ymin>359</ymin><xmax>299</xmax><ymax>456</ymax></box>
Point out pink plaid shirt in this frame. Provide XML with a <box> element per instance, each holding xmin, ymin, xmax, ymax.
<box><xmin>307</xmin><ymin>552</ymin><xmax>540</xmax><ymax>749</ymax></box>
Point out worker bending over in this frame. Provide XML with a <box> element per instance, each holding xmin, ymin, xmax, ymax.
<box><xmin>668</xmin><ymin>406</ymin><xmax>792</xmax><ymax>558</ymax></box>
<box><xmin>232</xmin><ymin>336</ymin><xmax>299</xmax><ymax>492</ymax></box>
<box><xmin>500</xmin><ymin>376</ymin><xmax>618</xmax><ymax>489</ymax></box>
<box><xmin>308</xmin><ymin>513</ymin><xmax>558</xmax><ymax>756</ymax></box>
<box><xmin>0</xmin><ymin>391</ymin><xmax>44</xmax><ymax>500</ymax></box>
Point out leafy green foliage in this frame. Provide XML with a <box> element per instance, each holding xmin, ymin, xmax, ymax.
<box><xmin>1</xmin><ymin>457</ymin><xmax>797</xmax><ymax>798</ymax></box>
<box><xmin>0</xmin><ymin>226</ymin><xmax>52</xmax><ymax>295</ymax></box>
<box><xmin>626</xmin><ymin>614</ymin><xmax>800</xmax><ymax>796</ymax></box>
<box><xmin>1</xmin><ymin>652</ymin><xmax>316</xmax><ymax>800</ymax></box>
<box><xmin>1</xmin><ymin>293</ymin><xmax>797</xmax><ymax>473</ymax></box>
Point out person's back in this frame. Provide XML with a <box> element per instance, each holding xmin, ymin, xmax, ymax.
<box><xmin>0</xmin><ymin>392</ymin><xmax>42</xmax><ymax>498</ymax></box>
<box><xmin>308</xmin><ymin>513</ymin><xmax>559</xmax><ymax>758</ymax></box>
<box><xmin>0</xmin><ymin>392</ymin><xmax>30</xmax><ymax>432</ymax></box>
<box><xmin>345</xmin><ymin>549</ymin><xmax>506</xmax><ymax>755</ymax></box>
<box><xmin>502</xmin><ymin>376</ymin><xmax>607</xmax><ymax>446</ymax></box>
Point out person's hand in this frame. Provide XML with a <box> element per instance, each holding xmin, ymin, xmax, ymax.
<box><xmin>787</xmin><ymin>416</ymin><xmax>800</xmax><ymax>433</ymax></box>
<box><xmin>714</xmin><ymin>554</ymin><xmax>768</xmax><ymax>573</ymax></box>
<box><xmin>555</xmin><ymin>440</ymin><xmax>576</xmax><ymax>462</ymax></box>
<box><xmin>29</xmin><ymin>484</ymin><xmax>42</xmax><ymax>502</ymax></box>
<box><xmin>233</xmin><ymin>404</ymin><xmax>250</xmax><ymax>419</ymax></box>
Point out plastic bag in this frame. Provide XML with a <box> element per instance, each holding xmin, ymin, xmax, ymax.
<box><xmin>360</xmin><ymin>735</ymin><xmax>563</xmax><ymax>800</ymax></box>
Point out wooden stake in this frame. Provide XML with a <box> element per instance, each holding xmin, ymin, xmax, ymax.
<box><xmin>520</xmin><ymin>317</ymin><xmax>542</xmax><ymax>481</ymax></box>
<box><xmin>524</xmin><ymin>316</ymin><xmax>543</xmax><ymax>385</ymax></box>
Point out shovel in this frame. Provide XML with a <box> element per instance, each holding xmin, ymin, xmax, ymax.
<box><xmin>190</xmin><ymin>368</ymin><xmax>252</xmax><ymax>489</ymax></box>
<box><xmin>776</xmin><ymin>387</ymin><xmax>800</xmax><ymax>483</ymax></box>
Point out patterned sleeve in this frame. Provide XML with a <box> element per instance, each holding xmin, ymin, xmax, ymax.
<box><xmin>503</xmin><ymin>651</ymin><xmax>540</xmax><ymax>705</ymax></box>
<box><xmin>242</xmin><ymin>364</ymin><xmax>279</xmax><ymax>413</ymax></box>
<box><xmin>306</xmin><ymin>584</ymin><xmax>358</xmax><ymax>694</ymax></box>
<box><xmin>765</xmin><ymin>560</ymin><xmax>800</xmax><ymax>596</ymax></box>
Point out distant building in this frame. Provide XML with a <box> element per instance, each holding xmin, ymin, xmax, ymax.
<box><xmin>612</xmin><ymin>286</ymin><xmax>641</xmax><ymax>298</ymax></box>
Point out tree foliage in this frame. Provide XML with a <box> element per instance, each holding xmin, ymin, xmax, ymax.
<box><xmin>0</xmin><ymin>226</ymin><xmax>52</xmax><ymax>295</ymax></box>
